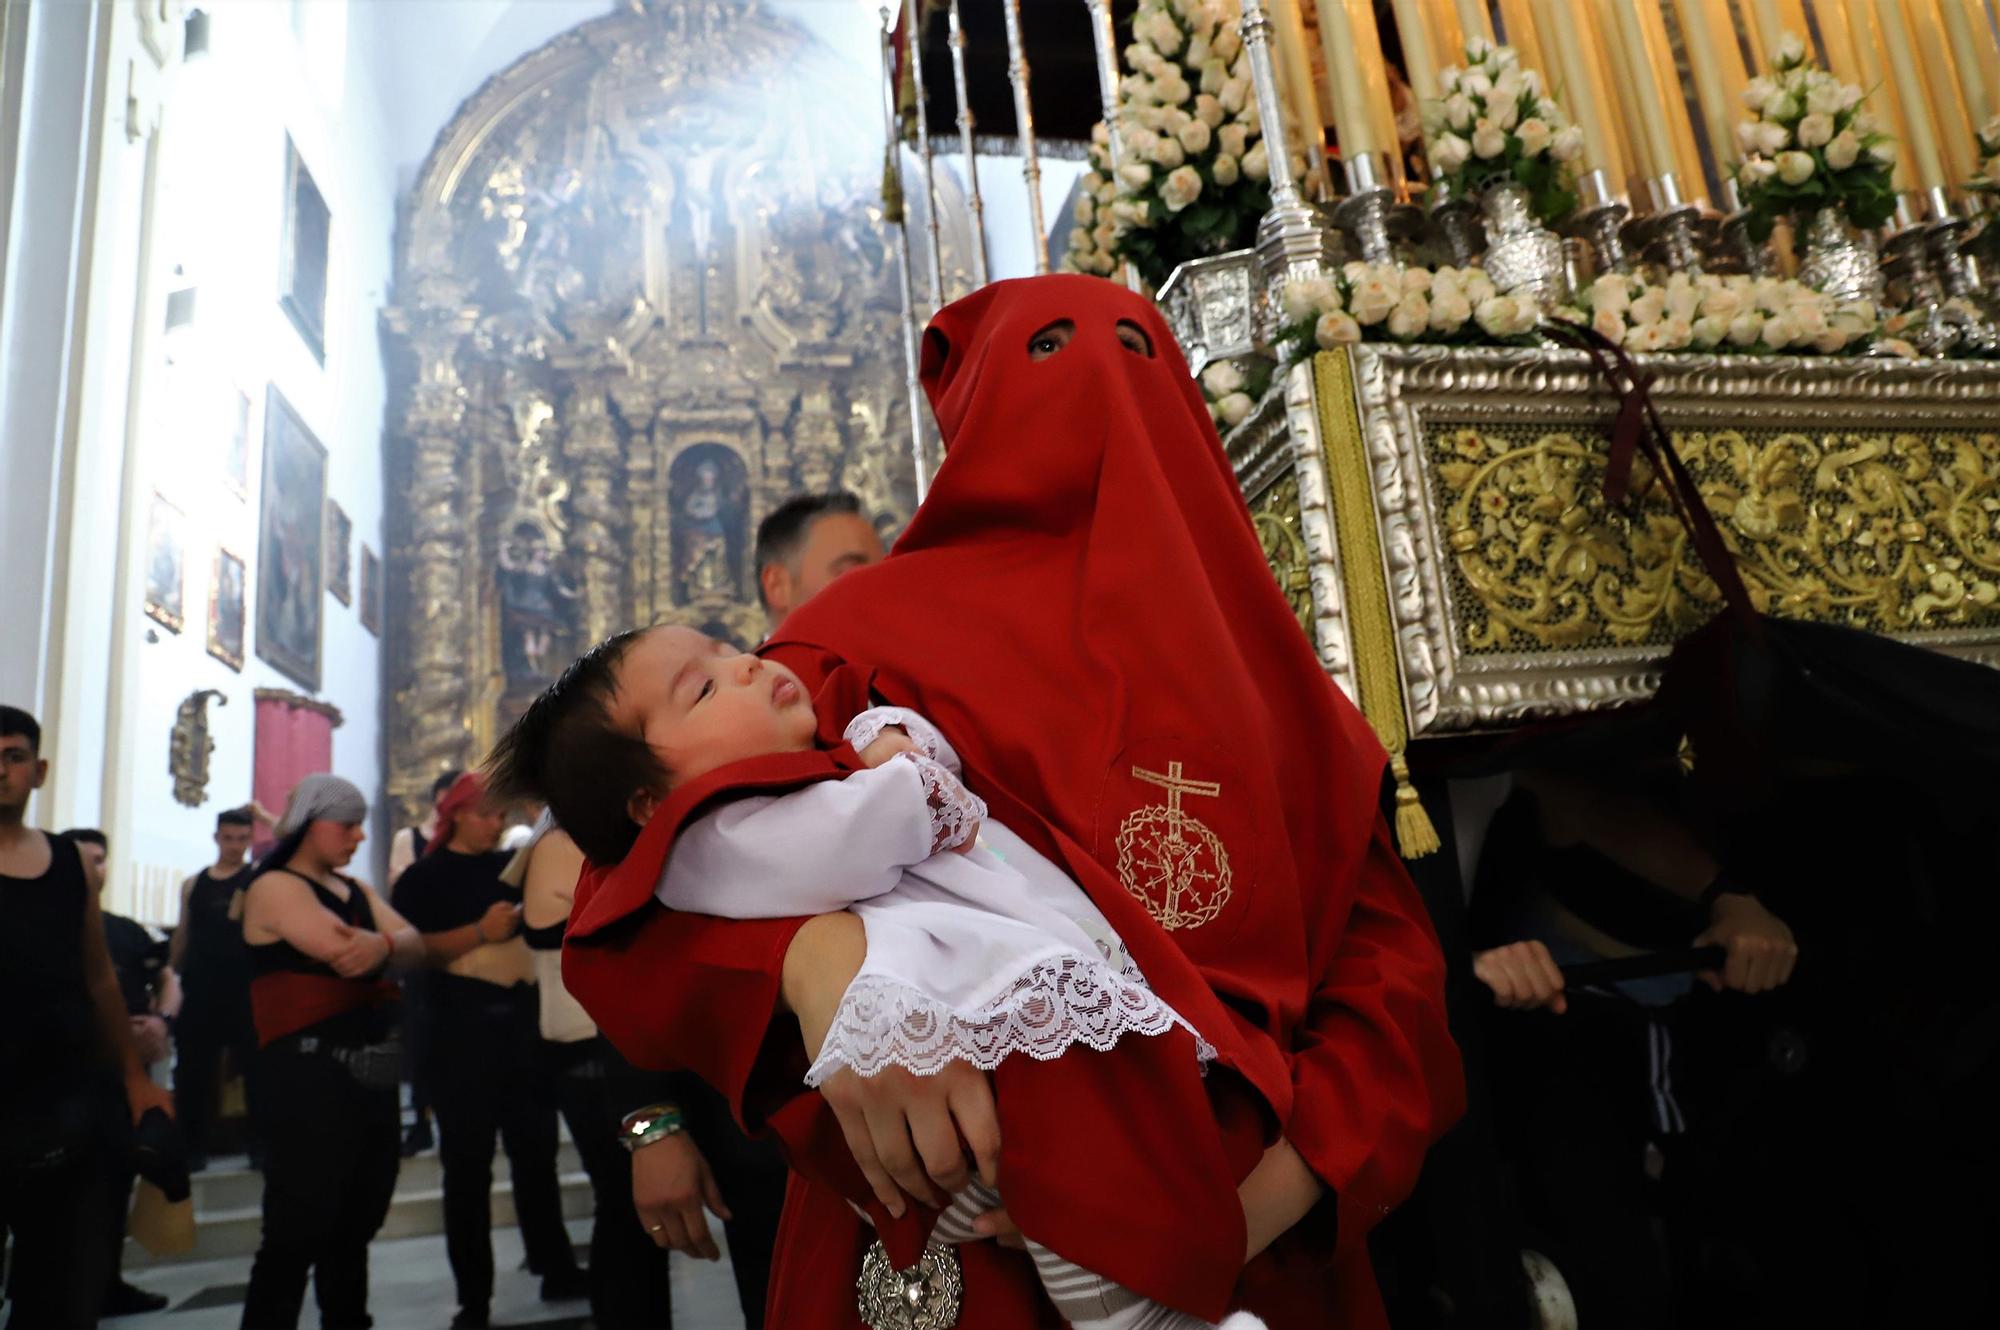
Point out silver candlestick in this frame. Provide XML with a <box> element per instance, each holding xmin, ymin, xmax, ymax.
<box><xmin>1567</xmin><ymin>168</ymin><xmax>1631</xmax><ymax>275</ymax></box>
<box><xmin>1636</xmin><ymin>172</ymin><xmax>1703</xmax><ymax>275</ymax></box>
<box><xmin>1714</xmin><ymin>178</ymin><xmax>1774</xmax><ymax>276</ymax></box>
<box><xmin>1000</xmin><ymin>0</ymin><xmax>1049</xmax><ymax>274</ymax></box>
<box><xmin>1334</xmin><ymin>152</ymin><xmax>1398</xmax><ymax>267</ymax></box>
<box><xmin>1238</xmin><ymin>0</ymin><xmax>1338</xmax><ymax>295</ymax></box>
<box><xmin>901</xmin><ymin>0</ymin><xmax>946</xmax><ymax>304</ymax></box>
<box><xmin>1429</xmin><ymin>174</ymin><xmax>1485</xmax><ymax>267</ymax></box>
<box><xmin>944</xmin><ymin>0</ymin><xmax>989</xmax><ymax>286</ymax></box>
<box><xmin>1081</xmin><ymin>0</ymin><xmax>1143</xmax><ymax>292</ymax></box>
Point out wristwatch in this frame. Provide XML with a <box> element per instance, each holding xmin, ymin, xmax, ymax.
<box><xmin>618</xmin><ymin>1103</ymin><xmax>686</xmax><ymax>1153</ymax></box>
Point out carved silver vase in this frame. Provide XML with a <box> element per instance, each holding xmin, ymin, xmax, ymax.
<box><xmin>1797</xmin><ymin>207</ymin><xmax>1883</xmax><ymax>303</ymax></box>
<box><xmin>1479</xmin><ymin>181</ymin><xmax>1571</xmax><ymax>311</ymax></box>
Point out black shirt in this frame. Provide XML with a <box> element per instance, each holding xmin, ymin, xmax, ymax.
<box><xmin>392</xmin><ymin>849</ymin><xmax>521</xmax><ymax>1007</ymax></box>
<box><xmin>1</xmin><ymin>834</ymin><xmax>113</xmax><ymax>1150</ymax></box>
<box><xmin>182</xmin><ymin>864</ymin><xmax>254</xmax><ymax>991</ymax></box>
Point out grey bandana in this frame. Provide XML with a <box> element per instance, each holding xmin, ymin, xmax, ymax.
<box><xmin>274</xmin><ymin>774</ymin><xmax>368</xmax><ymax>837</ymax></box>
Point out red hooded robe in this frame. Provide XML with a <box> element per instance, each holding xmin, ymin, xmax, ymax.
<box><xmin>565</xmin><ymin>275</ymin><xmax>1462</xmax><ymax>1327</ymax></box>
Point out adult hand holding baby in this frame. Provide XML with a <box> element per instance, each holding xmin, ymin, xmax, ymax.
<box><xmin>819</xmin><ymin>1061</ymin><xmax>1001</xmax><ymax>1219</ymax></box>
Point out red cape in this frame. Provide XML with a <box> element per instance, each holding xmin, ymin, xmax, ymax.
<box><xmin>565</xmin><ymin>276</ymin><xmax>1461</xmax><ymax>1326</ymax></box>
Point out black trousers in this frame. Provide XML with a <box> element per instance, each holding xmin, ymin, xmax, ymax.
<box><xmin>1</xmin><ymin>1144</ymin><xmax>122</xmax><ymax>1328</ymax></box>
<box><xmin>546</xmin><ymin>1040</ymin><xmax>672</xmax><ymax>1328</ymax></box>
<box><xmin>240</xmin><ymin>1046</ymin><xmax>400</xmax><ymax>1329</ymax></box>
<box><xmin>427</xmin><ymin>985</ymin><xmax>577</xmax><ymax>1311</ymax></box>
<box><xmin>174</xmin><ymin>986</ymin><xmax>259</xmax><ymax>1160</ymax></box>
<box><xmin>674</xmin><ymin>1077</ymin><xmax>786</xmax><ymax>1329</ymax></box>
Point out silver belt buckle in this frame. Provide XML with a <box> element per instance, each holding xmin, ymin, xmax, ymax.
<box><xmin>856</xmin><ymin>1240</ymin><xmax>962</xmax><ymax>1330</ymax></box>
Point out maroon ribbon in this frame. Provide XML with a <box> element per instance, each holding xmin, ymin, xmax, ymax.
<box><xmin>1539</xmin><ymin>320</ymin><xmax>1759</xmax><ymax>629</ymax></box>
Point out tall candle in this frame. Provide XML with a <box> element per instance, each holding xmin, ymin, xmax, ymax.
<box><xmin>1456</xmin><ymin>0</ymin><xmax>1496</xmax><ymax>45</ymax></box>
<box><xmin>1958</xmin><ymin>0</ymin><xmax>2000</xmax><ymax>110</ymax></box>
<box><xmin>1317</xmin><ymin>0</ymin><xmax>1396</xmax><ymax>160</ymax></box>
<box><xmin>1640</xmin><ymin>0</ymin><xmax>1712</xmax><ymax>202</ymax></box>
<box><xmin>1841</xmin><ymin>0</ymin><xmax>1915</xmax><ymax>191</ymax></box>
<box><xmin>1749</xmin><ymin>0</ymin><xmax>1790</xmax><ymax>57</ymax></box>
<box><xmin>1271</xmin><ymin>0</ymin><xmax>1331</xmax><ymax>176</ymax></box>
<box><xmin>1604</xmin><ymin>0</ymin><xmax>1680</xmax><ymax>181</ymax></box>
<box><xmin>1430</xmin><ymin>0</ymin><xmax>1466</xmax><ymax>57</ymax></box>
<box><xmin>1913</xmin><ymin>0</ymin><xmax>1982</xmax><ymax>180</ymax></box>
<box><xmin>1496</xmin><ymin>0</ymin><xmax>1548</xmax><ymax>75</ymax></box>
<box><xmin>1535</xmin><ymin>0</ymin><xmax>1626</xmax><ymax>182</ymax></box>
<box><xmin>1807</xmin><ymin>0</ymin><xmax>1865</xmax><ymax>87</ymax></box>
<box><xmin>1391</xmin><ymin>0</ymin><xmax>1445</xmax><ymax>104</ymax></box>
<box><xmin>1676</xmin><ymin>0</ymin><xmax>1751</xmax><ymax>180</ymax></box>
<box><xmin>1874</xmin><ymin>0</ymin><xmax>1949</xmax><ymax>191</ymax></box>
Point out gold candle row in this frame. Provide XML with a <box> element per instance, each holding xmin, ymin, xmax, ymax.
<box><xmin>1271</xmin><ymin>0</ymin><xmax>1331</xmax><ymax>185</ymax></box>
<box><xmin>1533</xmin><ymin>0</ymin><xmax>1631</xmax><ymax>186</ymax></box>
<box><xmin>1316</xmin><ymin>0</ymin><xmax>1399</xmax><ymax>164</ymax></box>
<box><xmin>1676</xmin><ymin>0</ymin><xmax>1752</xmax><ymax>196</ymax></box>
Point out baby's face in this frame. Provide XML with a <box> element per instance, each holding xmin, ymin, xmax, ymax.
<box><xmin>610</xmin><ymin>626</ymin><xmax>818</xmax><ymax>788</ymax></box>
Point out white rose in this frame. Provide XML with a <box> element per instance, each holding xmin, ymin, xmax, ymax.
<box><xmin>1762</xmin><ymin>313</ymin><xmax>1798</xmax><ymax>350</ymax></box>
<box><xmin>1117</xmin><ymin>161</ymin><xmax>1153</xmax><ymax>189</ymax></box>
<box><xmin>1219</xmin><ymin>76</ymin><xmax>1250</xmax><ymax>115</ymax></box>
<box><xmin>1217</xmin><ymin>122</ymin><xmax>1249</xmax><ymax>159</ymax></box>
<box><xmin>1430</xmin><ymin>291</ymin><xmax>1473</xmax><ymax>331</ymax></box>
<box><xmin>1109</xmin><ymin>198</ymin><xmax>1143</xmax><ymax>224</ymax></box>
<box><xmin>1242</xmin><ymin>140</ymin><xmax>1269</xmax><ymax>180</ymax></box>
<box><xmin>1743</xmin><ymin>77</ymin><xmax>1775</xmax><ymax>110</ymax></box>
<box><xmin>1737</xmin><ymin>120</ymin><xmax>1762</xmax><ymax>156</ymax></box>
<box><xmin>1775</xmin><ymin>32</ymin><xmax>1806</xmax><ymax>66</ymax></box>
<box><xmin>1754</xmin><ymin>121</ymin><xmax>1789</xmax><ymax>156</ymax></box>
<box><xmin>1314</xmin><ymin>311</ymin><xmax>1363</xmax><ymax>347</ymax></box>
<box><xmin>1789</xmin><ymin>299</ymin><xmax>1828</xmax><ymax>337</ymax></box>
<box><xmin>1201</xmin><ymin>361</ymin><xmax>1245</xmax><ymax>396</ymax></box>
<box><xmin>1590</xmin><ymin>273</ymin><xmax>1633</xmax><ymax>313</ymax></box>
<box><xmin>1516</xmin><ymin>118</ymin><xmax>1552</xmax><ymax>157</ymax></box>
<box><xmin>1200</xmin><ymin>58</ymin><xmax>1228</xmax><ymax>95</ymax></box>
<box><xmin>1431</xmin><ymin>266</ymin><xmax>1465</xmax><ymax>302</ymax></box>
<box><xmin>1350</xmin><ymin>276</ymin><xmax>1401</xmax><ymax>325</ymax></box>
<box><xmin>1692</xmin><ymin>315</ymin><xmax>1729</xmax><ymax>348</ymax></box>
<box><xmin>1806</xmin><ymin>81</ymin><xmax>1843</xmax><ymax>116</ymax></box>
<box><xmin>1763</xmin><ymin>89</ymin><xmax>1800</xmax><ymax>121</ymax></box>
<box><xmin>1286</xmin><ymin>276</ymin><xmax>1340</xmax><ymax>321</ymax></box>
<box><xmin>1212</xmin><ymin>152</ymin><xmax>1240</xmax><ymax>185</ymax></box>
<box><xmin>1473</xmin><ymin>119</ymin><xmax>1508</xmax><ymax>159</ymax></box>
<box><xmin>1074</xmin><ymin>194</ymin><xmax>1095</xmax><ymax>225</ymax></box>
<box><xmin>1151</xmin><ymin>134</ymin><xmax>1187</xmax><ymax>169</ymax></box>
<box><xmin>1401</xmin><ymin>267</ymin><xmax>1434</xmax><ymax>295</ymax></box>
<box><xmin>1869</xmin><ymin>139</ymin><xmax>1898</xmax><ymax>165</ymax></box>
<box><xmin>1659</xmin><ymin>316</ymin><xmax>1695</xmax><ymax>350</ymax></box>
<box><xmin>1839</xmin><ymin>83</ymin><xmax>1862</xmax><ymax>111</ymax></box>
<box><xmin>1122</xmin><ymin>74</ymin><xmax>1157</xmax><ymax>106</ymax></box>
<box><xmin>1489</xmin><ymin>96</ymin><xmax>1520</xmax><ymax>132</ymax></box>
<box><xmin>1387</xmin><ymin>292</ymin><xmax>1430</xmax><ymax>340</ymax></box>
<box><xmin>1096</xmin><ymin>180</ymin><xmax>1118</xmax><ymax>205</ymax></box>
<box><xmin>1492</xmin><ymin>65</ymin><xmax>1524</xmax><ymax>104</ymax></box>
<box><xmin>1216</xmin><ymin>391</ymin><xmax>1254</xmax><ymax>427</ymax></box>
<box><xmin>1824</xmin><ymin>130</ymin><xmax>1860</xmax><ymax>170</ymax></box>
<box><xmin>1700</xmin><ymin>285</ymin><xmax>1745</xmax><ymax>321</ymax></box>
<box><xmin>1463</xmin><ymin>271</ymin><xmax>1498</xmax><ymax>307</ymax></box>
<box><xmin>1812</xmin><ymin>326</ymin><xmax>1848</xmax><ymax>353</ymax></box>
<box><xmin>1550</xmin><ymin>125</ymin><xmax>1585</xmax><ymax>162</ymax></box>
<box><xmin>1797</xmin><ymin>112</ymin><xmax>1834</xmax><ymax>148</ymax></box>
<box><xmin>1466</xmin><ymin>36</ymin><xmax>1494</xmax><ymax>66</ymax></box>
<box><xmin>1630</xmin><ymin>289</ymin><xmax>1668</xmax><ymax>327</ymax></box>
<box><xmin>1740</xmin><ymin>157</ymin><xmax>1780</xmax><ymax>187</ymax></box>
<box><xmin>1069</xmin><ymin>225</ymin><xmax>1091</xmax><ymax>253</ymax></box>
<box><xmin>1212</xmin><ymin>26</ymin><xmax>1240</xmax><ymax>63</ymax></box>
<box><xmin>1159</xmin><ymin>163</ymin><xmax>1203</xmax><ymax>212</ymax></box>
<box><xmin>1092</xmin><ymin>222</ymin><xmax>1117</xmax><ymax>251</ymax></box>
<box><xmin>1477</xmin><ymin>293</ymin><xmax>1536</xmax><ymax>338</ymax></box>
<box><xmin>1777</xmin><ymin>150</ymin><xmax>1815</xmax><ymax>185</ymax></box>
<box><xmin>1591</xmin><ymin>307</ymin><xmax>1628</xmax><ymax>346</ymax></box>
<box><xmin>1464</xmin><ymin>71</ymin><xmax>1493</xmax><ymax>100</ymax></box>
<box><xmin>1195</xmin><ymin>93</ymin><xmax>1225</xmax><ymax>128</ymax></box>
<box><xmin>1158</xmin><ymin>74</ymin><xmax>1194</xmax><ymax>106</ymax></box>
<box><xmin>1666</xmin><ymin>282</ymin><xmax>1701</xmax><ymax>325</ymax></box>
<box><xmin>1522</xmin><ymin>69</ymin><xmax>1543</xmax><ymax>98</ymax></box>
<box><xmin>1445</xmin><ymin>93</ymin><xmax>1474</xmax><ymax>131</ymax></box>
<box><xmin>1186</xmin><ymin>34</ymin><xmax>1212</xmax><ymax>68</ymax></box>
<box><xmin>1439</xmin><ymin>65</ymin><xmax>1463</xmax><ymax>95</ymax></box>
<box><xmin>1983</xmin><ymin>113</ymin><xmax>2000</xmax><ymax>147</ymax></box>
<box><xmin>1433</xmin><ymin>131</ymin><xmax>1473</xmax><ymax>172</ymax></box>
<box><xmin>1177</xmin><ymin>118</ymin><xmax>1212</xmax><ymax>155</ymax></box>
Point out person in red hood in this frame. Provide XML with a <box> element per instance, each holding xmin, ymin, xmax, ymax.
<box><xmin>492</xmin><ymin>275</ymin><xmax>1463</xmax><ymax>1327</ymax></box>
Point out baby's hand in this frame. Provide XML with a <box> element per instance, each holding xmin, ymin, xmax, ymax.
<box><xmin>858</xmin><ymin>726</ymin><xmax>917</xmax><ymax>769</ymax></box>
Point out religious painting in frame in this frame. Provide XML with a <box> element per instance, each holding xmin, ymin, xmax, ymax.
<box><xmin>277</xmin><ymin>135</ymin><xmax>330</xmax><ymax>365</ymax></box>
<box><xmin>359</xmin><ymin>544</ymin><xmax>381</xmax><ymax>637</ymax></box>
<box><xmin>325</xmin><ymin>500</ymin><xmax>352</xmax><ymax>606</ymax></box>
<box><xmin>254</xmin><ymin>386</ymin><xmax>325</xmax><ymax>690</ymax></box>
<box><xmin>207</xmin><ymin>547</ymin><xmax>246</xmax><ymax>671</ymax></box>
<box><xmin>143</xmin><ymin>492</ymin><xmax>186</xmax><ymax>633</ymax></box>
<box><xmin>223</xmin><ymin>384</ymin><xmax>251</xmax><ymax>498</ymax></box>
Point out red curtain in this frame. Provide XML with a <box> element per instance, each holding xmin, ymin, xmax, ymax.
<box><xmin>253</xmin><ymin>690</ymin><xmax>342</xmax><ymax>851</ymax></box>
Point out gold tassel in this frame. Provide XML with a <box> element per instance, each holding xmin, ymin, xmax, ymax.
<box><xmin>1389</xmin><ymin>753</ymin><xmax>1441</xmax><ymax>859</ymax></box>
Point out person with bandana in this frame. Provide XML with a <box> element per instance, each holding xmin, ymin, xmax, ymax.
<box><xmin>391</xmin><ymin>772</ymin><xmax>584</xmax><ymax>1328</ymax></box>
<box><xmin>238</xmin><ymin>775</ymin><xmax>434</xmax><ymax>1328</ymax></box>
<box><xmin>502</xmin><ymin>276</ymin><xmax>1463</xmax><ymax>1328</ymax></box>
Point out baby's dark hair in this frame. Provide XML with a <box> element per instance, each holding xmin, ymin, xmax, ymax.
<box><xmin>486</xmin><ymin>629</ymin><xmax>668</xmax><ymax>865</ymax></box>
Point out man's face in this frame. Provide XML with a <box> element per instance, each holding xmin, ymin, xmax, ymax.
<box><xmin>763</xmin><ymin>513</ymin><xmax>884</xmax><ymax>628</ymax></box>
<box><xmin>0</xmin><ymin>732</ymin><xmax>46</xmax><ymax>815</ymax></box>
<box><xmin>76</xmin><ymin>841</ymin><xmax>108</xmax><ymax>892</ymax></box>
<box><xmin>215</xmin><ymin>824</ymin><xmax>253</xmax><ymax>865</ymax></box>
<box><xmin>609</xmin><ymin>626</ymin><xmax>818</xmax><ymax>812</ymax></box>
<box><xmin>451</xmin><ymin>801</ymin><xmax>510</xmax><ymax>854</ymax></box>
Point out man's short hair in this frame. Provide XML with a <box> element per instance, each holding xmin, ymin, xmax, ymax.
<box><xmin>431</xmin><ymin>769</ymin><xmax>463</xmax><ymax>802</ymax></box>
<box><xmin>0</xmin><ymin>705</ymin><xmax>40</xmax><ymax>753</ymax></box>
<box><xmin>486</xmin><ymin>629</ymin><xmax>668</xmax><ymax>865</ymax></box>
<box><xmin>753</xmin><ymin>492</ymin><xmax>864</xmax><ymax>610</ymax></box>
<box><xmin>216</xmin><ymin>806</ymin><xmax>254</xmax><ymax>830</ymax></box>
<box><xmin>62</xmin><ymin>828</ymin><xmax>107</xmax><ymax>850</ymax></box>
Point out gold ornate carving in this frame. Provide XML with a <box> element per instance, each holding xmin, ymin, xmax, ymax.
<box><xmin>169</xmin><ymin>689</ymin><xmax>225</xmax><ymax>808</ymax></box>
<box><xmin>383</xmin><ymin>0</ymin><xmax>921</xmax><ymax>825</ymax></box>
<box><xmin>1115</xmin><ymin>762</ymin><xmax>1233</xmax><ymax>932</ymax></box>
<box><xmin>1251</xmin><ymin>474</ymin><xmax>1313</xmax><ymax>641</ymax></box>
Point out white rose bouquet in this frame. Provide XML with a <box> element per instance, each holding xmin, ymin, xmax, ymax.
<box><xmin>1568</xmin><ymin>271</ymin><xmax>1877</xmax><ymax>355</ymax></box>
<box><xmin>1198</xmin><ymin>356</ymin><xmax>1274</xmax><ymax>430</ymax></box>
<box><xmin>1270</xmin><ymin>261</ymin><xmax>1539</xmax><ymax>363</ymax></box>
<box><xmin>1424</xmin><ymin>37</ymin><xmax>1582</xmax><ymax>224</ymax></box>
<box><xmin>1731</xmin><ymin>31</ymin><xmax>1895</xmax><ymax>242</ymax></box>
<box><xmin>1059</xmin><ymin>0</ymin><xmax>1302</xmax><ymax>290</ymax></box>
<box><xmin>1975</xmin><ymin>114</ymin><xmax>2000</xmax><ymax>193</ymax></box>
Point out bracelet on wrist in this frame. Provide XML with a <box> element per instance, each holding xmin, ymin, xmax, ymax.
<box><xmin>618</xmin><ymin>1103</ymin><xmax>686</xmax><ymax>1153</ymax></box>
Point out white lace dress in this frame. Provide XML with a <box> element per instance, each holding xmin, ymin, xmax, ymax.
<box><xmin>653</xmin><ymin>707</ymin><xmax>1211</xmax><ymax>1087</ymax></box>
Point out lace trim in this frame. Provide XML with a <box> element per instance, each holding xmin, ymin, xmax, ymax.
<box><xmin>844</xmin><ymin>707</ymin><xmax>947</xmax><ymax>765</ymax></box>
<box><xmin>905</xmin><ymin>753</ymin><xmax>984</xmax><ymax>855</ymax></box>
<box><xmin>804</xmin><ymin>953</ymin><xmax>1216</xmax><ymax>1087</ymax></box>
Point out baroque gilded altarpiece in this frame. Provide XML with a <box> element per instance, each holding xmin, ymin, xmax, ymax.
<box><xmin>382</xmin><ymin>0</ymin><xmax>923</xmax><ymax>823</ymax></box>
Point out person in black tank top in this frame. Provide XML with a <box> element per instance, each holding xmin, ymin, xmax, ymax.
<box><xmin>238</xmin><ymin>775</ymin><xmax>440</xmax><ymax>1330</ymax></box>
<box><xmin>171</xmin><ymin>806</ymin><xmax>260</xmax><ymax>1169</ymax></box>
<box><xmin>0</xmin><ymin>705</ymin><xmax>174</xmax><ymax>1328</ymax></box>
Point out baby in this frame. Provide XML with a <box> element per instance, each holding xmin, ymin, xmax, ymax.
<box><xmin>501</xmin><ymin>623</ymin><xmax>1261</xmax><ymax>1330</ymax></box>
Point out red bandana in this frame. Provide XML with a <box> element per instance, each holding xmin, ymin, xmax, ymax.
<box><xmin>426</xmin><ymin>772</ymin><xmax>487</xmax><ymax>857</ymax></box>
